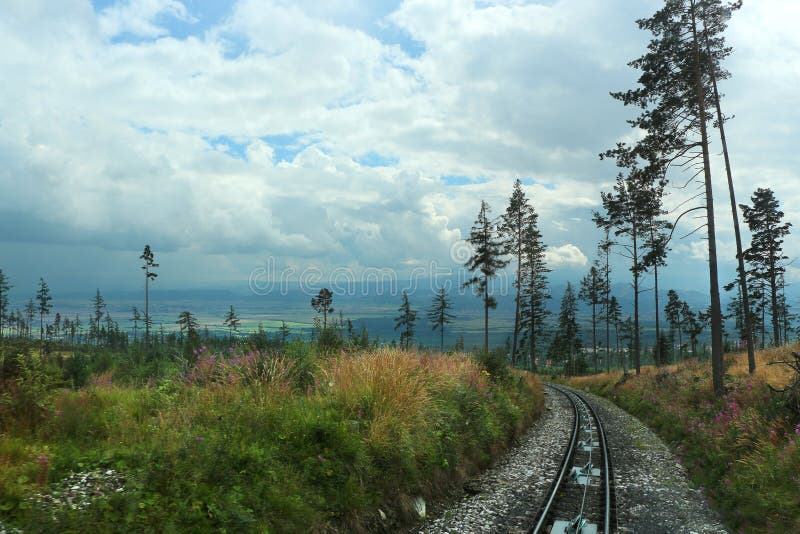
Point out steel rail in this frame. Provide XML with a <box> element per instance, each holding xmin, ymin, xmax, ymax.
<box><xmin>532</xmin><ymin>384</ymin><xmax>613</xmax><ymax>534</ymax></box>
<box><xmin>571</xmin><ymin>387</ymin><xmax>612</xmax><ymax>534</ymax></box>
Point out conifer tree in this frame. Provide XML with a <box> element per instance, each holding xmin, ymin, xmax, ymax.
<box><xmin>104</xmin><ymin>312</ymin><xmax>116</xmax><ymax>344</ymax></box>
<box><xmin>427</xmin><ymin>287</ymin><xmax>455</xmax><ymax>352</ymax></box>
<box><xmin>0</xmin><ymin>270</ymin><xmax>11</xmax><ymax>341</ymax></box>
<box><xmin>501</xmin><ymin>179</ymin><xmax>533</xmax><ymax>366</ymax></box>
<box><xmin>73</xmin><ymin>314</ymin><xmax>81</xmax><ymax>344</ymax></box>
<box><xmin>394</xmin><ymin>290</ymin><xmax>417</xmax><ymax>350</ymax></box>
<box><xmin>594</xmin><ymin>162</ymin><xmax>664</xmax><ymax>376</ymax></box>
<box><xmin>54</xmin><ymin>312</ymin><xmax>61</xmax><ymax>342</ymax></box>
<box><xmin>644</xmin><ymin>222</ymin><xmax>671</xmax><ymax>366</ymax></box>
<box><xmin>24</xmin><ymin>299</ymin><xmax>35</xmax><ymax>339</ymax></box>
<box><xmin>36</xmin><ymin>277</ymin><xmax>52</xmax><ymax>344</ymax></box>
<box><xmin>619</xmin><ymin>315</ymin><xmax>635</xmax><ymax>372</ymax></box>
<box><xmin>279</xmin><ymin>321</ymin><xmax>291</xmax><ymax>346</ymax></box>
<box><xmin>598</xmin><ymin>231</ymin><xmax>614</xmax><ymax>372</ymax></box>
<box><xmin>519</xmin><ymin>199</ymin><xmax>550</xmax><ymax>372</ymax></box>
<box><xmin>608</xmin><ymin>0</ymin><xmax>741</xmax><ymax>394</ymax></box>
<box><xmin>223</xmin><ymin>305</ymin><xmax>241</xmax><ymax>343</ymax></box>
<box><xmin>579</xmin><ymin>264</ymin><xmax>604</xmax><ymax>373</ymax></box>
<box><xmin>91</xmin><ymin>289</ymin><xmax>106</xmax><ymax>346</ymax></box>
<box><xmin>741</xmin><ymin>188</ymin><xmax>792</xmax><ymax>347</ymax></box>
<box><xmin>311</xmin><ymin>288</ymin><xmax>334</xmax><ymax>329</ymax></box>
<box><xmin>665</xmin><ymin>289</ymin><xmax>684</xmax><ymax>360</ymax></box>
<box><xmin>700</xmin><ymin>0</ymin><xmax>755</xmax><ymax>372</ymax></box>
<box><xmin>606</xmin><ymin>295</ymin><xmax>623</xmax><ymax>369</ymax></box>
<box><xmin>682</xmin><ymin>301</ymin><xmax>703</xmax><ymax>356</ymax></box>
<box><xmin>464</xmin><ymin>200</ymin><xmax>508</xmax><ymax>353</ymax></box>
<box><xmin>140</xmin><ymin>244</ymin><xmax>159</xmax><ymax>351</ymax></box>
<box><xmin>131</xmin><ymin>307</ymin><xmax>141</xmax><ymax>341</ymax></box>
<box><xmin>552</xmin><ymin>283</ymin><xmax>582</xmax><ymax>376</ymax></box>
<box><xmin>176</xmin><ymin>310</ymin><xmax>199</xmax><ymax>342</ymax></box>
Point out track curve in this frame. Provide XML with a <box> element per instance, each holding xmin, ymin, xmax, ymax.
<box><xmin>531</xmin><ymin>384</ymin><xmax>616</xmax><ymax>534</ymax></box>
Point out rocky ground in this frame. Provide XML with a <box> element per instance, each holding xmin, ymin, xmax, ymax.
<box><xmin>419</xmin><ymin>387</ymin><xmax>573</xmax><ymax>533</ymax></box>
<box><xmin>418</xmin><ymin>384</ymin><xmax>730</xmax><ymax>534</ymax></box>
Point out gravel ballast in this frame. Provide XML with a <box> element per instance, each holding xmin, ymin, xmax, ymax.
<box><xmin>419</xmin><ymin>383</ymin><xmax>730</xmax><ymax>534</ymax></box>
<box><xmin>419</xmin><ymin>387</ymin><xmax>573</xmax><ymax>533</ymax></box>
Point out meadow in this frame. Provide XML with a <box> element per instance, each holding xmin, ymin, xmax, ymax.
<box><xmin>567</xmin><ymin>343</ymin><xmax>800</xmax><ymax>532</ymax></box>
<box><xmin>0</xmin><ymin>339</ymin><xmax>543</xmax><ymax>532</ymax></box>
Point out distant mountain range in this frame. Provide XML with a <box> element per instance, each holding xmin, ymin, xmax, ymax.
<box><xmin>8</xmin><ymin>277</ymin><xmax>797</xmax><ymax>350</ymax></box>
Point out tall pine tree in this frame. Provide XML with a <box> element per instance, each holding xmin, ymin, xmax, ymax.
<box><xmin>608</xmin><ymin>0</ymin><xmax>741</xmax><ymax>394</ymax></box>
<box><xmin>501</xmin><ymin>179</ymin><xmax>533</xmax><ymax>366</ymax></box>
<box><xmin>427</xmin><ymin>287</ymin><xmax>455</xmax><ymax>352</ymax></box>
<box><xmin>36</xmin><ymin>277</ymin><xmax>52</xmax><ymax>344</ymax></box>
<box><xmin>91</xmin><ymin>289</ymin><xmax>106</xmax><ymax>346</ymax></box>
<box><xmin>223</xmin><ymin>305</ymin><xmax>241</xmax><ymax>343</ymax></box>
<box><xmin>552</xmin><ymin>283</ymin><xmax>582</xmax><ymax>376</ymax></box>
<box><xmin>140</xmin><ymin>245</ymin><xmax>159</xmax><ymax>352</ymax></box>
<box><xmin>0</xmin><ymin>270</ymin><xmax>11</xmax><ymax>341</ymax></box>
<box><xmin>579</xmin><ymin>263</ymin><xmax>604</xmax><ymax>373</ymax></box>
<box><xmin>519</xmin><ymin>205</ymin><xmax>550</xmax><ymax>372</ymax></box>
<box><xmin>395</xmin><ymin>290</ymin><xmax>417</xmax><ymax>350</ymax></box>
<box><xmin>311</xmin><ymin>288</ymin><xmax>334</xmax><ymax>329</ymax></box>
<box><xmin>464</xmin><ymin>200</ymin><xmax>508</xmax><ymax>353</ymax></box>
<box><xmin>741</xmin><ymin>188</ymin><xmax>792</xmax><ymax>347</ymax></box>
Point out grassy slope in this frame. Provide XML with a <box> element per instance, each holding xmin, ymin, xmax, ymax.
<box><xmin>0</xmin><ymin>347</ymin><xmax>543</xmax><ymax>532</ymax></box>
<box><xmin>566</xmin><ymin>343</ymin><xmax>800</xmax><ymax>532</ymax></box>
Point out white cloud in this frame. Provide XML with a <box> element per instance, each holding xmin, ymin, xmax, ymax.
<box><xmin>0</xmin><ymin>0</ymin><xmax>797</xmax><ymax>288</ymax></box>
<box><xmin>545</xmin><ymin>244</ymin><xmax>588</xmax><ymax>268</ymax></box>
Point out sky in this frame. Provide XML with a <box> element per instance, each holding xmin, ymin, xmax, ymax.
<box><xmin>1</xmin><ymin>0</ymin><xmax>799</xmax><ymax>304</ymax></box>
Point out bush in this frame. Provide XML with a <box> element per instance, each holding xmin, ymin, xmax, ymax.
<box><xmin>0</xmin><ymin>347</ymin><xmax>543</xmax><ymax>532</ymax></box>
<box><xmin>474</xmin><ymin>347</ymin><xmax>511</xmax><ymax>383</ymax></box>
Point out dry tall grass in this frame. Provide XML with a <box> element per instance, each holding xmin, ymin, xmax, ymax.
<box><xmin>569</xmin><ymin>342</ymin><xmax>800</xmax><ymax>388</ymax></box>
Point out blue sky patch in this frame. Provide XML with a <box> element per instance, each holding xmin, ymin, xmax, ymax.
<box><xmin>522</xmin><ymin>177</ymin><xmax>557</xmax><ymax>190</ymax></box>
<box><xmin>260</xmin><ymin>133</ymin><xmax>314</xmax><ymax>164</ymax></box>
<box><xmin>130</xmin><ymin>123</ymin><xmax>166</xmax><ymax>135</ymax></box>
<box><xmin>204</xmin><ymin>135</ymin><xmax>248</xmax><ymax>161</ymax></box>
<box><xmin>219</xmin><ymin>32</ymin><xmax>249</xmax><ymax>60</ymax></box>
<box><xmin>441</xmin><ymin>175</ymin><xmax>489</xmax><ymax>186</ymax></box>
<box><xmin>355</xmin><ymin>151</ymin><xmax>398</xmax><ymax>168</ymax></box>
<box><xmin>375</xmin><ymin>29</ymin><xmax>426</xmax><ymax>59</ymax></box>
<box><xmin>93</xmin><ymin>0</ymin><xmax>233</xmax><ymax>42</ymax></box>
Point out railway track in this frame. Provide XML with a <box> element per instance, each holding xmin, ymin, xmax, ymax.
<box><xmin>531</xmin><ymin>384</ymin><xmax>616</xmax><ymax>534</ymax></box>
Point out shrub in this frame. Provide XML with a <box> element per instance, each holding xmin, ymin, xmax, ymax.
<box><xmin>0</xmin><ymin>347</ymin><xmax>543</xmax><ymax>532</ymax></box>
<box><xmin>474</xmin><ymin>347</ymin><xmax>511</xmax><ymax>383</ymax></box>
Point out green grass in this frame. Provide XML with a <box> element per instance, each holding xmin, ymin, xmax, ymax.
<box><xmin>0</xmin><ymin>344</ymin><xmax>543</xmax><ymax>532</ymax></box>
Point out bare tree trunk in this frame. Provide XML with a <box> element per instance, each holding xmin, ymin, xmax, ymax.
<box><xmin>484</xmin><ymin>290</ymin><xmax>489</xmax><ymax>354</ymax></box>
<box><xmin>654</xmin><ymin>261</ymin><xmax>661</xmax><ymax>365</ymax></box>
<box><xmin>511</xmin><ymin>236</ymin><xmax>522</xmax><ymax>366</ymax></box>
<box><xmin>605</xmin><ymin>231</ymin><xmax>611</xmax><ymax>373</ymax></box>
<box><xmin>691</xmin><ymin>0</ymin><xmax>725</xmax><ymax>396</ymax></box>
<box><xmin>651</xmin><ymin>226</ymin><xmax>662</xmax><ymax>366</ymax></box>
<box><xmin>592</xmin><ymin>301</ymin><xmax>597</xmax><ymax>373</ymax></box>
<box><xmin>529</xmin><ymin>276</ymin><xmax>536</xmax><ymax>373</ymax></box>
<box><xmin>703</xmin><ymin>18</ymin><xmax>756</xmax><ymax>373</ymax></box>
<box><xmin>145</xmin><ymin>275</ymin><xmax>150</xmax><ymax>352</ymax></box>
<box><xmin>770</xmin><ymin>267</ymin><xmax>781</xmax><ymax>346</ymax></box>
<box><xmin>633</xmin><ymin>226</ymin><xmax>641</xmax><ymax>376</ymax></box>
